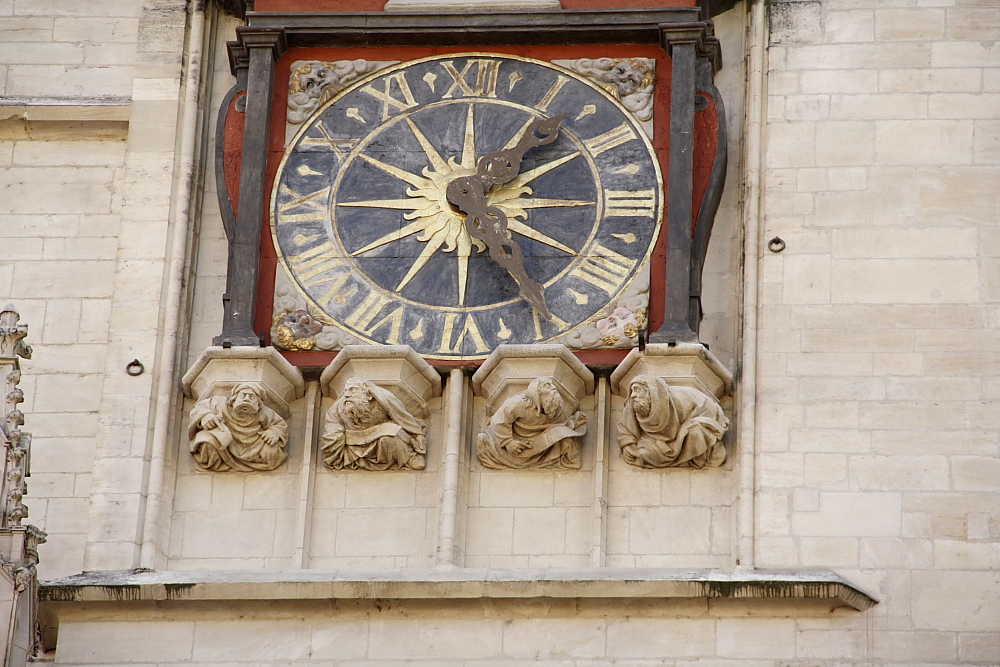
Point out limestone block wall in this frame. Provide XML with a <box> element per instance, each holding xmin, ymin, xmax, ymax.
<box><xmin>166</xmin><ymin>397</ymin><xmax>309</xmax><ymax>570</ymax></box>
<box><xmin>605</xmin><ymin>395</ymin><xmax>734</xmax><ymax>567</ymax></box>
<box><xmin>463</xmin><ymin>394</ymin><xmax>597</xmax><ymax>568</ymax></box>
<box><xmin>48</xmin><ymin>600</ymin><xmax>887</xmax><ymax>667</ymax></box>
<box><xmin>755</xmin><ymin>0</ymin><xmax>1000</xmax><ymax>650</ymax></box>
<box><xmin>2</xmin><ymin>0</ymin><xmax>139</xmax><ymax>101</ymax></box>
<box><xmin>1</xmin><ymin>0</ymin><xmax>145</xmax><ymax>581</ymax></box>
<box><xmin>0</xmin><ymin>133</ymin><xmax>125</xmax><ymax>578</ymax></box>
<box><xmin>306</xmin><ymin>394</ymin><xmax>443</xmax><ymax>569</ymax></box>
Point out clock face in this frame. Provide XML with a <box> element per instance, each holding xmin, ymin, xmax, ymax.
<box><xmin>271</xmin><ymin>53</ymin><xmax>662</xmax><ymax>360</ymax></box>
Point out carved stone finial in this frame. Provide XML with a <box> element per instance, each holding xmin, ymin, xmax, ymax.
<box><xmin>618</xmin><ymin>375</ymin><xmax>728</xmax><ymax>469</ymax></box>
<box><xmin>188</xmin><ymin>383</ymin><xmax>289</xmax><ymax>472</ymax></box>
<box><xmin>0</xmin><ymin>305</ymin><xmax>31</xmax><ymax>360</ymax></box>
<box><xmin>477</xmin><ymin>376</ymin><xmax>587</xmax><ymax>470</ymax></box>
<box><xmin>1</xmin><ymin>305</ymin><xmax>33</xmax><ymax>527</ymax></box>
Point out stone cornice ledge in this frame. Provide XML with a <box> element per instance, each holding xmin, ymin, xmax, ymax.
<box><xmin>41</xmin><ymin>568</ymin><xmax>876</xmax><ymax>611</ymax></box>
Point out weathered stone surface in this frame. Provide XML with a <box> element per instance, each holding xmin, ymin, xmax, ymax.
<box><xmin>321</xmin><ymin>378</ymin><xmax>428</xmax><ymax>471</ymax></box>
<box><xmin>188</xmin><ymin>383</ymin><xmax>289</xmax><ymax>473</ymax></box>
<box><xmin>40</xmin><ymin>567</ymin><xmax>877</xmax><ymax>611</ymax></box>
<box><xmin>617</xmin><ymin>375</ymin><xmax>729</xmax><ymax>469</ymax></box>
<box><xmin>610</xmin><ymin>343</ymin><xmax>733</xmax><ymax>400</ymax></box>
<box><xmin>182</xmin><ymin>346</ymin><xmax>306</xmax><ymax>418</ymax></box>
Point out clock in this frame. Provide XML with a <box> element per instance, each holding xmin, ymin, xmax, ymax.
<box><xmin>271</xmin><ymin>53</ymin><xmax>663</xmax><ymax>361</ymax></box>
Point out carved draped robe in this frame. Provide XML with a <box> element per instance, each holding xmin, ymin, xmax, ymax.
<box><xmin>322</xmin><ymin>380</ymin><xmax>427</xmax><ymax>471</ymax></box>
<box><xmin>477</xmin><ymin>377</ymin><xmax>587</xmax><ymax>470</ymax></box>
<box><xmin>618</xmin><ymin>375</ymin><xmax>728</xmax><ymax>469</ymax></box>
<box><xmin>188</xmin><ymin>394</ymin><xmax>288</xmax><ymax>472</ymax></box>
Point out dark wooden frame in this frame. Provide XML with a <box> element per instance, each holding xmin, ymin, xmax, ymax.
<box><xmin>214</xmin><ymin>8</ymin><xmax>725</xmax><ymax>349</ymax></box>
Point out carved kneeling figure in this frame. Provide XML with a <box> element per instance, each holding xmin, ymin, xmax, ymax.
<box><xmin>618</xmin><ymin>375</ymin><xmax>728</xmax><ymax>469</ymax></box>
<box><xmin>189</xmin><ymin>383</ymin><xmax>288</xmax><ymax>472</ymax></box>
<box><xmin>322</xmin><ymin>378</ymin><xmax>427</xmax><ymax>471</ymax></box>
<box><xmin>477</xmin><ymin>376</ymin><xmax>587</xmax><ymax>470</ymax></box>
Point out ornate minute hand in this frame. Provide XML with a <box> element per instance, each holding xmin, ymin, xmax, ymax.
<box><xmin>446</xmin><ymin>113</ymin><xmax>569</xmax><ymax>319</ymax></box>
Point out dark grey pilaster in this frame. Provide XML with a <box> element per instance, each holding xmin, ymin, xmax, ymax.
<box><xmin>215</xmin><ymin>29</ymin><xmax>286</xmax><ymax>347</ymax></box>
<box><xmin>651</xmin><ymin>36</ymin><xmax>698</xmax><ymax>343</ymax></box>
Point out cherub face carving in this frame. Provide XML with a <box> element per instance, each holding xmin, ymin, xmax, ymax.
<box><xmin>294</xmin><ymin>63</ymin><xmax>340</xmax><ymax>100</ymax></box>
<box><xmin>604</xmin><ymin>61</ymin><xmax>645</xmax><ymax>97</ymax></box>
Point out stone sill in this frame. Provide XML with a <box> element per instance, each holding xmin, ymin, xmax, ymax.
<box><xmin>0</xmin><ymin>101</ymin><xmax>131</xmax><ymax>122</ymax></box>
<box><xmin>41</xmin><ymin>568</ymin><xmax>876</xmax><ymax>611</ymax></box>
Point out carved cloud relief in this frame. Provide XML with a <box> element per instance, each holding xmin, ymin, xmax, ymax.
<box><xmin>285</xmin><ymin>59</ymin><xmax>398</xmax><ymax>144</ymax></box>
<box><xmin>552</xmin><ymin>57</ymin><xmax>655</xmax><ymax>139</ymax></box>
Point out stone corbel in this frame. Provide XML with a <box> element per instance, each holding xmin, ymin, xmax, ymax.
<box><xmin>473</xmin><ymin>344</ymin><xmax>594</xmax><ymax>415</ymax></box>
<box><xmin>182</xmin><ymin>347</ymin><xmax>305</xmax><ymax>473</ymax></box>
<box><xmin>610</xmin><ymin>343</ymin><xmax>733</xmax><ymax>469</ymax></box>
<box><xmin>320</xmin><ymin>345</ymin><xmax>442</xmax><ymax>418</ymax></box>
<box><xmin>319</xmin><ymin>346</ymin><xmax>442</xmax><ymax>471</ymax></box>
<box><xmin>182</xmin><ymin>346</ymin><xmax>305</xmax><ymax>419</ymax></box>
<box><xmin>471</xmin><ymin>345</ymin><xmax>594</xmax><ymax>470</ymax></box>
<box><xmin>610</xmin><ymin>342</ymin><xmax>732</xmax><ymax>402</ymax></box>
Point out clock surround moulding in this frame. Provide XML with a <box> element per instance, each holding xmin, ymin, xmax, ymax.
<box><xmin>213</xmin><ymin>7</ymin><xmax>727</xmax><ymax>367</ymax></box>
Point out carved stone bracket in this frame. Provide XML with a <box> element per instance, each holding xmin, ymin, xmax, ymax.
<box><xmin>610</xmin><ymin>343</ymin><xmax>732</xmax><ymax>470</ymax></box>
<box><xmin>320</xmin><ymin>345</ymin><xmax>442</xmax><ymax>416</ymax></box>
<box><xmin>472</xmin><ymin>345</ymin><xmax>594</xmax><ymax>470</ymax></box>
<box><xmin>609</xmin><ymin>342</ymin><xmax>733</xmax><ymax>402</ymax></box>
<box><xmin>182</xmin><ymin>346</ymin><xmax>306</xmax><ymax>419</ymax></box>
<box><xmin>473</xmin><ymin>344</ymin><xmax>594</xmax><ymax>415</ymax></box>
<box><xmin>181</xmin><ymin>347</ymin><xmax>305</xmax><ymax>473</ymax></box>
<box><xmin>319</xmin><ymin>346</ymin><xmax>442</xmax><ymax>471</ymax></box>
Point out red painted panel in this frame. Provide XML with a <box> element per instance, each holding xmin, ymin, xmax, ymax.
<box><xmin>255</xmin><ymin>0</ymin><xmax>385</xmax><ymax>11</ymax></box>
<box><xmin>223</xmin><ymin>91</ymin><xmax>247</xmax><ymax>218</ymax></box>
<box><xmin>561</xmin><ymin>0</ymin><xmax>695</xmax><ymax>7</ymax></box>
<box><xmin>692</xmin><ymin>91</ymin><xmax>718</xmax><ymax>231</ymax></box>
<box><xmin>278</xmin><ymin>348</ymin><xmax>630</xmax><ymax>369</ymax></box>
<box><xmin>254</xmin><ymin>0</ymin><xmax>696</xmax><ymax>10</ymax></box>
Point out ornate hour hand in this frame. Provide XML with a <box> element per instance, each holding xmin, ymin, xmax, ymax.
<box><xmin>447</xmin><ymin>176</ymin><xmax>551</xmax><ymax>319</ymax></box>
<box><xmin>446</xmin><ymin>113</ymin><xmax>569</xmax><ymax>318</ymax></box>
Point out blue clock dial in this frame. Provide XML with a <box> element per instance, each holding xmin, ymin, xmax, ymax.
<box><xmin>272</xmin><ymin>53</ymin><xmax>662</xmax><ymax>360</ymax></box>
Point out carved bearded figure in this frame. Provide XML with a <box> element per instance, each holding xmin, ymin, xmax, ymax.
<box><xmin>477</xmin><ymin>376</ymin><xmax>587</xmax><ymax>470</ymax></box>
<box><xmin>322</xmin><ymin>379</ymin><xmax>427</xmax><ymax>471</ymax></box>
<box><xmin>618</xmin><ymin>375</ymin><xmax>728</xmax><ymax>469</ymax></box>
<box><xmin>188</xmin><ymin>383</ymin><xmax>289</xmax><ymax>472</ymax></box>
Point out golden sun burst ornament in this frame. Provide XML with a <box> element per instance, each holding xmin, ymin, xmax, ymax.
<box><xmin>271</xmin><ymin>53</ymin><xmax>663</xmax><ymax>361</ymax></box>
